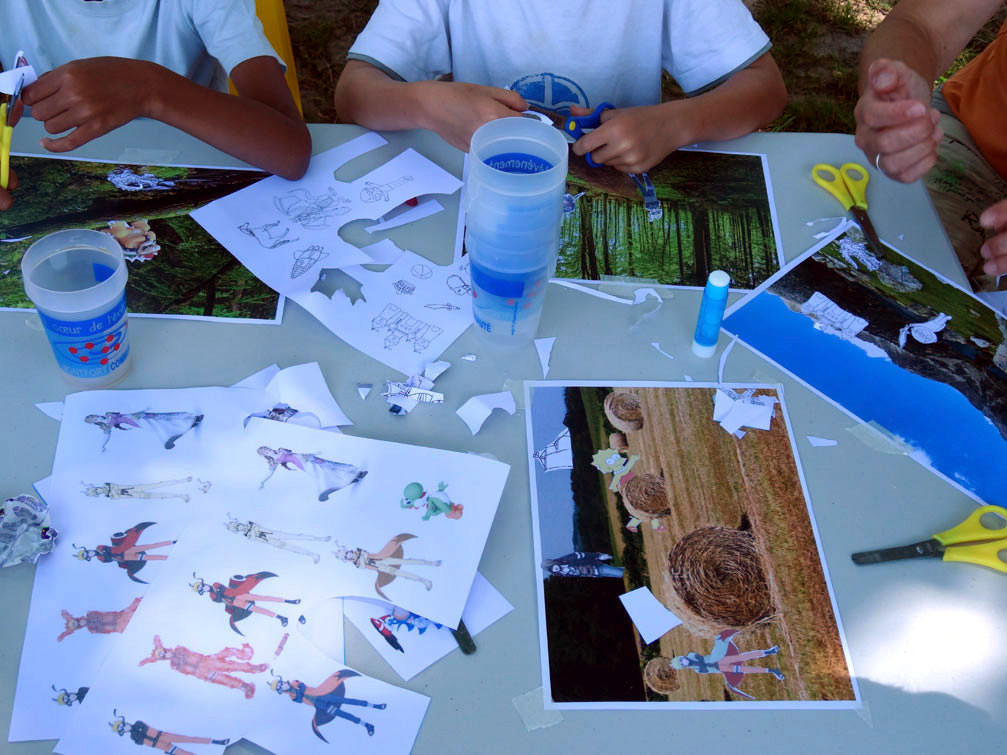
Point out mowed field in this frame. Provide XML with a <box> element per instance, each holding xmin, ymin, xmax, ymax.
<box><xmin>584</xmin><ymin>387</ymin><xmax>855</xmax><ymax>702</ymax></box>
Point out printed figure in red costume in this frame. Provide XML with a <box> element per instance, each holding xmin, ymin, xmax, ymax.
<box><xmin>138</xmin><ymin>635</ymin><xmax>268</xmax><ymax>699</ymax></box>
<box><xmin>58</xmin><ymin>597</ymin><xmax>142</xmax><ymax>642</ymax></box>
<box><xmin>190</xmin><ymin>571</ymin><xmax>304</xmax><ymax>636</ymax></box>
<box><xmin>73</xmin><ymin>522</ymin><xmax>174</xmax><ymax>584</ymax></box>
<box><xmin>668</xmin><ymin>629</ymin><xmax>785</xmax><ymax>699</ymax></box>
<box><xmin>268</xmin><ymin>670</ymin><xmax>386</xmax><ymax>739</ymax></box>
<box><xmin>109</xmin><ymin>709</ymin><xmax>229</xmax><ymax>754</ymax></box>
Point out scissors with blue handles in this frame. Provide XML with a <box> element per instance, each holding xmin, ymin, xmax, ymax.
<box><xmin>851</xmin><ymin>506</ymin><xmax>1007</xmax><ymax>574</ymax></box>
<box><xmin>562</xmin><ymin>102</ymin><xmax>614</xmax><ymax>168</ymax></box>
<box><xmin>812</xmin><ymin>162</ymin><xmax>885</xmax><ymax>257</ymax></box>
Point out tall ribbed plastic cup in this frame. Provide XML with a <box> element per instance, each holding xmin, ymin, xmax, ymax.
<box><xmin>21</xmin><ymin>229</ymin><xmax>132</xmax><ymax>387</ymax></box>
<box><xmin>465</xmin><ymin>117</ymin><xmax>569</xmax><ymax>349</ymax></box>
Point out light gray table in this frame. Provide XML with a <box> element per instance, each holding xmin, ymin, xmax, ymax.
<box><xmin>2</xmin><ymin>121</ymin><xmax>1004</xmax><ymax>755</ymax></box>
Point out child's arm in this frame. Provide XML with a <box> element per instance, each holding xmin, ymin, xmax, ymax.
<box><xmin>335</xmin><ymin>60</ymin><xmax>528</xmax><ymax>152</ymax></box>
<box><xmin>21</xmin><ymin>56</ymin><xmax>310</xmax><ymax>180</ymax></box>
<box><xmin>572</xmin><ymin>52</ymin><xmax>787</xmax><ymax>174</ymax></box>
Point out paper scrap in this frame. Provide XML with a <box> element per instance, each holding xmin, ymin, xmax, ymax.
<box><xmin>618</xmin><ymin>586</ymin><xmax>682</xmax><ymax>645</ymax></box>
<box><xmin>230</xmin><ymin>363</ymin><xmax>281</xmax><ymax>390</ymax></box>
<box><xmin>357</xmin><ymin>383</ymin><xmax>373</xmax><ymax>400</ymax></box>
<box><xmin>0</xmin><ymin>52</ymin><xmax>37</xmax><ymax>94</ymax></box>
<box><xmin>806</xmin><ymin>435</ymin><xmax>838</xmax><ymax>447</ymax></box>
<box><xmin>457</xmin><ymin>391</ymin><xmax>517</xmax><ymax>435</ymax></box>
<box><xmin>512</xmin><ymin>687</ymin><xmax>563</xmax><ymax>731</ymax></box>
<box><xmin>717</xmin><ymin>335</ymin><xmax>738</xmax><ymax>385</ymax></box>
<box><xmin>549</xmin><ymin>279</ymin><xmax>636</xmax><ymax>304</ymax></box>
<box><xmin>257</xmin><ymin>362</ymin><xmax>352</xmax><ymax>430</ymax></box>
<box><xmin>35</xmin><ymin>402</ymin><xmax>64</xmax><ymax>422</ymax></box>
<box><xmin>683</xmin><ymin>374</ymin><xmax>694</xmax><ymax>382</ymax></box>
<box><xmin>460</xmin><ymin>354</ymin><xmax>477</xmax><ymax>362</ymax></box>
<box><xmin>535</xmin><ymin>337</ymin><xmax>556</xmax><ymax>378</ymax></box>
<box><xmin>360</xmin><ymin>238</ymin><xmax>407</xmax><ymax>266</ymax></box>
<box><xmin>365</xmin><ymin>198</ymin><xmax>444</xmax><ymax>233</ymax></box>
<box><xmin>0</xmin><ymin>495</ymin><xmax>58</xmax><ymax>567</ymax></box>
<box><xmin>423</xmin><ymin>360</ymin><xmax>451</xmax><ymax>382</ymax></box>
<box><xmin>713</xmin><ymin>388</ymin><xmax>778</xmax><ymax>435</ymax></box>
<box><xmin>651</xmin><ymin>342</ymin><xmax>675</xmax><ymax>360</ymax></box>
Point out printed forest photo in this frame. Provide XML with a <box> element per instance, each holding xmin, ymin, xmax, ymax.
<box><xmin>556</xmin><ymin>150</ymin><xmax>781</xmax><ymax>289</ymax></box>
<box><xmin>528</xmin><ymin>383</ymin><xmax>857</xmax><ymax>707</ymax></box>
<box><xmin>0</xmin><ymin>156</ymin><xmax>281</xmax><ymax>320</ymax></box>
<box><xmin>723</xmin><ymin>227</ymin><xmax>1007</xmax><ymax>507</ymax></box>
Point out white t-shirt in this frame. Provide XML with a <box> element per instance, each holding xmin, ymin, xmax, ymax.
<box><xmin>0</xmin><ymin>0</ymin><xmax>280</xmax><ymax>93</ymax></box>
<box><xmin>348</xmin><ymin>0</ymin><xmax>771</xmax><ymax>112</ymax></box>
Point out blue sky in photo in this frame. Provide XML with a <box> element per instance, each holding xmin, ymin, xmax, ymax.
<box><xmin>530</xmin><ymin>385</ymin><xmax>579</xmax><ymax>560</ymax></box>
<box><xmin>724</xmin><ymin>290</ymin><xmax>1006</xmax><ymax>507</ymax></box>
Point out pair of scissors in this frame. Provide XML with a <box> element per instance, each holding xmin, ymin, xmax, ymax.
<box><xmin>812</xmin><ymin>162</ymin><xmax>885</xmax><ymax>257</ymax></box>
<box><xmin>851</xmin><ymin>505</ymin><xmax>1007</xmax><ymax>574</ymax></box>
<box><xmin>562</xmin><ymin>102</ymin><xmax>613</xmax><ymax>168</ymax></box>
<box><xmin>1</xmin><ymin>58</ymin><xmax>28</xmax><ymax>191</ymax></box>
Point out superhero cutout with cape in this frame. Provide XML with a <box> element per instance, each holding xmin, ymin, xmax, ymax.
<box><xmin>109</xmin><ymin>710</ymin><xmax>229</xmax><ymax>754</ymax></box>
<box><xmin>191</xmin><ymin>571</ymin><xmax>304</xmax><ymax>636</ymax></box>
<box><xmin>370</xmin><ymin>605</ymin><xmax>477</xmax><ymax>655</ymax></box>
<box><xmin>269</xmin><ymin>670</ymin><xmax>387</xmax><ymax>739</ymax></box>
<box><xmin>670</xmin><ymin>629</ymin><xmax>785</xmax><ymax>700</ymax></box>
<box><xmin>73</xmin><ymin>522</ymin><xmax>174</xmax><ymax>584</ymax></box>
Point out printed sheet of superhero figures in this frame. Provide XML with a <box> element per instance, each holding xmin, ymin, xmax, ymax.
<box><xmin>10</xmin><ymin>364</ymin><xmax>510</xmax><ymax>754</ymax></box>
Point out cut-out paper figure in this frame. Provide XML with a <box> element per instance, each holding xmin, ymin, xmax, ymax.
<box><xmin>393</xmin><ymin>279</ymin><xmax>415</xmax><ymax>295</ymax></box>
<box><xmin>106</xmin><ymin>167</ymin><xmax>175</xmax><ymax>192</ymax></box>
<box><xmin>591</xmin><ymin>448</ymin><xmax>666</xmax><ymax>533</ymax></box>
<box><xmin>370</xmin><ymin>303</ymin><xmax>443</xmax><ymax>352</ymax></box>
<box><xmin>191</xmin><ymin>571</ymin><xmax>304</xmax><ymax>636</ymax></box>
<box><xmin>275</xmin><ymin>187</ymin><xmax>351</xmax><ymax>229</ymax></box>
<box><xmin>563</xmin><ymin>191</ymin><xmax>585</xmax><ymax>216</ymax></box>
<box><xmin>268</xmin><ymin>670</ymin><xmax>386</xmax><ymax>740</ymax></box>
<box><xmin>51</xmin><ymin>685</ymin><xmax>89</xmax><ymax>707</ymax></box>
<box><xmin>81</xmin><ymin>478</ymin><xmax>196</xmax><ymax>502</ymax></box>
<box><xmin>58</xmin><ymin>597</ymin><xmax>141</xmax><ymax>642</ymax></box>
<box><xmin>224</xmin><ymin>514</ymin><xmax>331</xmax><ymax>564</ymax></box>
<box><xmin>333</xmin><ymin>534</ymin><xmax>441</xmax><ymax>598</ymax></box>
<box><xmin>244</xmin><ymin>403</ymin><xmax>323</xmax><ymax>429</ymax></box>
<box><xmin>542</xmin><ymin>551</ymin><xmax>624</xmax><ymax>579</ymax></box>
<box><xmin>257</xmin><ymin>446</ymin><xmax>367</xmax><ymax>502</ymax></box>
<box><xmin>669</xmin><ymin>629</ymin><xmax>784</xmax><ymax>699</ymax></box>
<box><xmin>109</xmin><ymin>710</ymin><xmax>229</xmax><ymax>754</ymax></box>
<box><xmin>239</xmin><ymin>220</ymin><xmax>297</xmax><ymax>249</ymax></box>
<box><xmin>446</xmin><ymin>274</ymin><xmax>472</xmax><ymax>296</ymax></box>
<box><xmin>898</xmin><ymin>312</ymin><xmax>952</xmax><ymax>348</ymax></box>
<box><xmin>400</xmin><ymin>481</ymin><xmax>463</xmax><ymax>521</ymax></box>
<box><xmin>85</xmin><ymin>411</ymin><xmax>203</xmax><ymax>452</ymax></box>
<box><xmin>139</xmin><ymin>635</ymin><xmax>268</xmax><ymax>699</ymax></box>
<box><xmin>291</xmin><ymin>245</ymin><xmax>328</xmax><ymax>279</ymax></box>
<box><xmin>73</xmin><ymin>522</ymin><xmax>174</xmax><ymax>584</ymax></box>
<box><xmin>101</xmin><ymin>220</ymin><xmax>161</xmax><ymax>262</ymax></box>
<box><xmin>360</xmin><ymin>176</ymin><xmax>413</xmax><ymax>203</ymax></box>
<box><xmin>370</xmin><ymin>607</ymin><xmax>443</xmax><ymax>653</ymax></box>
<box><xmin>837</xmin><ymin>234</ymin><xmax>882</xmax><ymax>271</ymax></box>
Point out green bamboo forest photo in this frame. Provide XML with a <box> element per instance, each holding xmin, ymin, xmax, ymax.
<box><xmin>0</xmin><ymin>156</ymin><xmax>280</xmax><ymax>320</ymax></box>
<box><xmin>557</xmin><ymin>150</ymin><xmax>781</xmax><ymax>288</ymax></box>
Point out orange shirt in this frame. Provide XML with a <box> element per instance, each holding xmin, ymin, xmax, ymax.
<box><xmin>943</xmin><ymin>22</ymin><xmax>1007</xmax><ymax>179</ymax></box>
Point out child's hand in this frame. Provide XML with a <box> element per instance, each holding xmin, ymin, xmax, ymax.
<box><xmin>979</xmin><ymin>200</ymin><xmax>1007</xmax><ymax>277</ymax></box>
<box><xmin>854</xmin><ymin>58</ymin><xmax>942</xmax><ymax>183</ymax></box>
<box><xmin>418</xmin><ymin>81</ymin><xmax>527</xmax><ymax>152</ymax></box>
<box><xmin>22</xmin><ymin>57</ymin><xmax>158</xmax><ymax>153</ymax></box>
<box><xmin>0</xmin><ymin>168</ymin><xmax>17</xmax><ymax>211</ymax></box>
<box><xmin>571</xmin><ymin>104</ymin><xmax>677</xmax><ymax>174</ymax></box>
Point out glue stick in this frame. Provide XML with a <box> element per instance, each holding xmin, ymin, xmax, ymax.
<box><xmin>692</xmin><ymin>270</ymin><xmax>730</xmax><ymax>358</ymax></box>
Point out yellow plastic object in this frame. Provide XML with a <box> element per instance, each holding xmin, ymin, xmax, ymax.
<box><xmin>228</xmin><ymin>0</ymin><xmax>303</xmax><ymax>114</ymax></box>
<box><xmin>1</xmin><ymin>104</ymin><xmax>12</xmax><ymax>190</ymax></box>
<box><xmin>812</xmin><ymin>162</ymin><xmax>871</xmax><ymax>212</ymax></box>
<box><xmin>935</xmin><ymin>506</ymin><xmax>1007</xmax><ymax>574</ymax></box>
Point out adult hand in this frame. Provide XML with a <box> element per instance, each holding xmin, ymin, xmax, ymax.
<box><xmin>979</xmin><ymin>200</ymin><xmax>1007</xmax><ymax>277</ymax></box>
<box><xmin>571</xmin><ymin>104</ymin><xmax>676</xmax><ymax>174</ymax></box>
<box><xmin>420</xmin><ymin>81</ymin><xmax>527</xmax><ymax>152</ymax></box>
<box><xmin>854</xmin><ymin>58</ymin><xmax>942</xmax><ymax>183</ymax></box>
<box><xmin>22</xmin><ymin>57</ymin><xmax>159</xmax><ymax>153</ymax></box>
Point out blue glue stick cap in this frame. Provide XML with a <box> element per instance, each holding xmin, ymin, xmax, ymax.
<box><xmin>692</xmin><ymin>270</ymin><xmax>730</xmax><ymax>358</ymax></box>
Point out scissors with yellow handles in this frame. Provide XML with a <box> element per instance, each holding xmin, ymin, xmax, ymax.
<box><xmin>812</xmin><ymin>162</ymin><xmax>885</xmax><ymax>257</ymax></box>
<box><xmin>1</xmin><ymin>70</ymin><xmax>25</xmax><ymax>191</ymax></box>
<box><xmin>852</xmin><ymin>505</ymin><xmax>1007</xmax><ymax>574</ymax></box>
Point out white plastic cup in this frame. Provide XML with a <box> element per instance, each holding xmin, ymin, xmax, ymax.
<box><xmin>465</xmin><ymin>116</ymin><xmax>569</xmax><ymax>349</ymax></box>
<box><xmin>21</xmin><ymin>229</ymin><xmax>132</xmax><ymax>387</ymax></box>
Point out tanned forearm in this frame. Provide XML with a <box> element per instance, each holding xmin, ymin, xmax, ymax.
<box><xmin>334</xmin><ymin>61</ymin><xmax>433</xmax><ymax>131</ymax></box>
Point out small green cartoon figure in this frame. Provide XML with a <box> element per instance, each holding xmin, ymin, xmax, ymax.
<box><xmin>400</xmin><ymin>482</ymin><xmax>464</xmax><ymax>521</ymax></box>
<box><xmin>591</xmin><ymin>448</ymin><xmax>641</xmax><ymax>492</ymax></box>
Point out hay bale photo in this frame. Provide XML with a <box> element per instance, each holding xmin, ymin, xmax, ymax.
<box><xmin>603</xmin><ymin>392</ymin><xmax>644</xmax><ymax>432</ymax></box>
<box><xmin>622</xmin><ymin>473</ymin><xmax>671</xmax><ymax>521</ymax></box>
<box><xmin>608</xmin><ymin>432</ymin><xmax>629</xmax><ymax>451</ymax></box>
<box><xmin>644</xmin><ymin>657</ymin><xmax>680</xmax><ymax>694</ymax></box>
<box><xmin>664</xmin><ymin>526</ymin><xmax>776</xmax><ymax>636</ymax></box>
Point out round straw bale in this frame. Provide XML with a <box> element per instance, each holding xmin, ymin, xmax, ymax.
<box><xmin>644</xmin><ymin>657</ymin><xmax>680</xmax><ymax>694</ymax></box>
<box><xmin>664</xmin><ymin>526</ymin><xmax>775</xmax><ymax>634</ymax></box>
<box><xmin>621</xmin><ymin>473</ymin><xmax>670</xmax><ymax>520</ymax></box>
<box><xmin>603</xmin><ymin>392</ymin><xmax>644</xmax><ymax>432</ymax></box>
<box><xmin>608</xmin><ymin>432</ymin><xmax>629</xmax><ymax>452</ymax></box>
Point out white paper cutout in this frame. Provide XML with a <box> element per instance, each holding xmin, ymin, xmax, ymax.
<box><xmin>357</xmin><ymin>384</ymin><xmax>373</xmax><ymax>400</ymax></box>
<box><xmin>35</xmin><ymin>402</ymin><xmax>64</xmax><ymax>421</ymax></box>
<box><xmin>457</xmin><ymin>392</ymin><xmax>517</xmax><ymax>435</ymax></box>
<box><xmin>532</xmin><ymin>428</ymin><xmax>574</xmax><ymax>472</ymax></box>
<box><xmin>651</xmin><ymin>342</ymin><xmax>675</xmax><ymax>360</ymax></box>
<box><xmin>618</xmin><ymin>586</ymin><xmax>683</xmax><ymax>645</ymax></box>
<box><xmin>460</xmin><ymin>354</ymin><xmax>477</xmax><ymax>362</ymax></box>
<box><xmin>0</xmin><ymin>51</ymin><xmax>37</xmax><ymax>94</ymax></box>
<box><xmin>254</xmin><ymin>362</ymin><xmax>351</xmax><ymax>430</ymax></box>
<box><xmin>713</xmin><ymin>388</ymin><xmax>778</xmax><ymax>436</ymax></box>
<box><xmin>365</xmin><ymin>198</ymin><xmax>444</xmax><ymax>233</ymax></box>
<box><xmin>535</xmin><ymin>337</ymin><xmax>556</xmax><ymax>377</ymax></box>
<box><xmin>806</xmin><ymin>436</ymin><xmax>838</xmax><ymax>447</ymax></box>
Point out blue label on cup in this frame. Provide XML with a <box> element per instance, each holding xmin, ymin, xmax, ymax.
<box><xmin>37</xmin><ymin>294</ymin><xmax>130</xmax><ymax>380</ymax></box>
<box><xmin>484</xmin><ymin>152</ymin><xmax>554</xmax><ymax>174</ymax></box>
<box><xmin>470</xmin><ymin>261</ymin><xmax>548</xmax><ymax>336</ymax></box>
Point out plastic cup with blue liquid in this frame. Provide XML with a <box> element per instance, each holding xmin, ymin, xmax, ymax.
<box><xmin>21</xmin><ymin>228</ymin><xmax>132</xmax><ymax>387</ymax></box>
<box><xmin>465</xmin><ymin>116</ymin><xmax>569</xmax><ymax>349</ymax></box>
